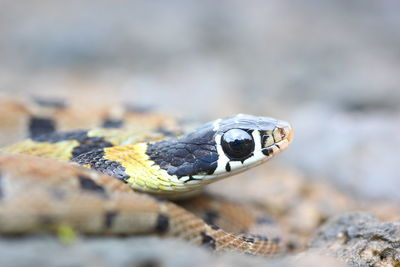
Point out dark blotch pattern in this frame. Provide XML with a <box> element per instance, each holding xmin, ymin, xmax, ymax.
<box><xmin>204</xmin><ymin>210</ymin><xmax>219</xmax><ymax>225</ymax></box>
<box><xmin>32</xmin><ymin>130</ymin><xmax>88</xmax><ymax>143</ymax></box>
<box><xmin>272</xmin><ymin>237</ymin><xmax>281</xmax><ymax>244</ymax></box>
<box><xmin>155</xmin><ymin>214</ymin><xmax>169</xmax><ymax>233</ymax></box>
<box><xmin>210</xmin><ymin>224</ymin><xmax>220</xmax><ymax>230</ymax></box>
<box><xmin>102</xmin><ymin>119</ymin><xmax>123</xmax><ymax>128</ymax></box>
<box><xmin>31</xmin><ymin>130</ymin><xmax>114</xmax><ymax>159</ymax></box>
<box><xmin>78</xmin><ymin>175</ymin><xmax>107</xmax><ymax>196</ymax></box>
<box><xmin>29</xmin><ymin>117</ymin><xmax>56</xmax><ymax>138</ymax></box>
<box><xmin>241</xmin><ymin>236</ymin><xmax>255</xmax><ymax>243</ymax></box>
<box><xmin>256</xmin><ymin>216</ymin><xmax>274</xmax><ymax>225</ymax></box>
<box><xmin>71</xmin><ymin>138</ymin><xmax>113</xmax><ymax>159</ymax></box>
<box><xmin>104</xmin><ymin>211</ymin><xmax>118</xmax><ymax>229</ymax></box>
<box><xmin>73</xmin><ymin>150</ymin><xmax>130</xmax><ymax>181</ymax></box>
<box><xmin>201</xmin><ymin>232</ymin><xmax>216</xmax><ymax>250</ymax></box>
<box><xmin>146</xmin><ymin>128</ymin><xmax>218</xmax><ymax>178</ymax></box>
<box><xmin>253</xmin><ymin>234</ymin><xmax>269</xmax><ymax>241</ymax></box>
<box><xmin>33</xmin><ymin>98</ymin><xmax>66</xmax><ymax>109</ymax></box>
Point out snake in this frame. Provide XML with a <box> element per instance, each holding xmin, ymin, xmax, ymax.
<box><xmin>0</xmin><ymin>97</ymin><xmax>293</xmax><ymax>256</ymax></box>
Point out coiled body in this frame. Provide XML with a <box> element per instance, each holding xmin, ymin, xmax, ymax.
<box><xmin>0</xmin><ymin>97</ymin><xmax>293</xmax><ymax>255</ymax></box>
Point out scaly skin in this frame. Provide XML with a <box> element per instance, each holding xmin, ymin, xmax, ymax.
<box><xmin>0</xmin><ymin>155</ymin><xmax>281</xmax><ymax>255</ymax></box>
<box><xmin>0</xmin><ymin>97</ymin><xmax>293</xmax><ymax>255</ymax></box>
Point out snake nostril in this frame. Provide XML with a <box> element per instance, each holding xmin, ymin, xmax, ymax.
<box><xmin>283</xmin><ymin>126</ymin><xmax>294</xmax><ymax>143</ymax></box>
<box><xmin>279</xmin><ymin>128</ymin><xmax>286</xmax><ymax>139</ymax></box>
<box><xmin>276</xmin><ymin>122</ymin><xmax>293</xmax><ymax>143</ymax></box>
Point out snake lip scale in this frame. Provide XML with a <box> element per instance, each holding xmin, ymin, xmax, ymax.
<box><xmin>0</xmin><ymin>109</ymin><xmax>293</xmax><ymax>256</ymax></box>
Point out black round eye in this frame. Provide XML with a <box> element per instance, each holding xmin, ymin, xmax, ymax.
<box><xmin>221</xmin><ymin>129</ymin><xmax>255</xmax><ymax>160</ymax></box>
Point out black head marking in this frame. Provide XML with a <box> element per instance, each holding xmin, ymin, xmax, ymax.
<box><xmin>155</xmin><ymin>214</ymin><xmax>169</xmax><ymax>233</ymax></box>
<box><xmin>147</xmin><ymin>114</ymin><xmax>292</xmax><ymax>180</ymax></box>
<box><xmin>147</xmin><ymin>115</ymin><xmax>272</xmax><ymax>178</ymax></box>
<box><xmin>146</xmin><ymin>126</ymin><xmax>219</xmax><ymax>178</ymax></box>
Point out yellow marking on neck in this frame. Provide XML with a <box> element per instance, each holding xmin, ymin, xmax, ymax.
<box><xmin>102</xmin><ymin>144</ymin><xmax>187</xmax><ymax>193</ymax></box>
<box><xmin>2</xmin><ymin>139</ymin><xmax>78</xmax><ymax>161</ymax></box>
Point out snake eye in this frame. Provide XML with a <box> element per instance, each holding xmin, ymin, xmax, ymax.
<box><xmin>221</xmin><ymin>129</ymin><xmax>255</xmax><ymax>160</ymax></box>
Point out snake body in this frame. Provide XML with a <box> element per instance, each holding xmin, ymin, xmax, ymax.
<box><xmin>0</xmin><ymin>97</ymin><xmax>293</xmax><ymax>255</ymax></box>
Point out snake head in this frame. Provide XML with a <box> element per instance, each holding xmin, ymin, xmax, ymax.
<box><xmin>206</xmin><ymin>114</ymin><xmax>293</xmax><ymax>178</ymax></box>
<box><xmin>147</xmin><ymin>114</ymin><xmax>293</xmax><ymax>185</ymax></box>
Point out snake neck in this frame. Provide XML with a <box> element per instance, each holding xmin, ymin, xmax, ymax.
<box><xmin>146</xmin><ymin>130</ymin><xmax>219</xmax><ymax>179</ymax></box>
<box><xmin>71</xmin><ymin>140</ymin><xmax>220</xmax><ymax>197</ymax></box>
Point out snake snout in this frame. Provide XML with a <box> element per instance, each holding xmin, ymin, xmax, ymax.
<box><xmin>276</xmin><ymin>120</ymin><xmax>294</xmax><ymax>144</ymax></box>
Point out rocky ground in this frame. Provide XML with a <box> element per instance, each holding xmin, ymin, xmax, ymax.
<box><xmin>1</xmin><ymin>1</ymin><xmax>400</xmax><ymax>266</ymax></box>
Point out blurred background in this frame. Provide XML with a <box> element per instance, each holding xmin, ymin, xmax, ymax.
<box><xmin>1</xmin><ymin>0</ymin><xmax>399</xmax><ymax>201</ymax></box>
